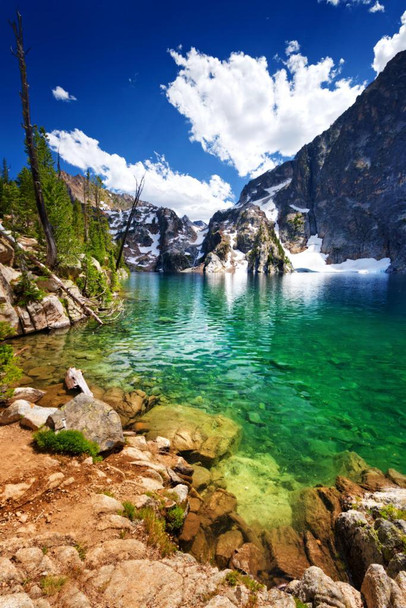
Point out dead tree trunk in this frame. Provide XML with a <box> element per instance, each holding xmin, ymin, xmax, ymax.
<box><xmin>115</xmin><ymin>176</ymin><xmax>145</xmax><ymax>270</ymax></box>
<box><xmin>65</xmin><ymin>367</ymin><xmax>93</xmax><ymax>396</ymax></box>
<box><xmin>10</xmin><ymin>12</ymin><xmax>57</xmax><ymax>269</ymax></box>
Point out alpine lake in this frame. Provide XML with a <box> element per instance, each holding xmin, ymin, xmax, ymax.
<box><xmin>15</xmin><ymin>272</ymin><xmax>406</xmax><ymax>530</ymax></box>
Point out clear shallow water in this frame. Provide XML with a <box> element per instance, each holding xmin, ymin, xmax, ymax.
<box><xmin>17</xmin><ymin>273</ymin><xmax>406</xmax><ymax>504</ymax></box>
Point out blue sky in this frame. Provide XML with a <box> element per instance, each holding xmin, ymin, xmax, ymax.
<box><xmin>1</xmin><ymin>0</ymin><xmax>405</xmax><ymax>220</ymax></box>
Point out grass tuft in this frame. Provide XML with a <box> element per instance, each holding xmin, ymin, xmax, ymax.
<box><xmin>40</xmin><ymin>575</ymin><xmax>67</xmax><ymax>596</ymax></box>
<box><xmin>33</xmin><ymin>429</ymin><xmax>99</xmax><ymax>458</ymax></box>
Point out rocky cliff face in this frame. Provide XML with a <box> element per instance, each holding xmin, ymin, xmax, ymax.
<box><xmin>107</xmin><ymin>204</ymin><xmax>207</xmax><ymax>272</ymax></box>
<box><xmin>200</xmin><ymin>203</ymin><xmax>291</xmax><ymax>274</ymax></box>
<box><xmin>240</xmin><ymin>50</ymin><xmax>406</xmax><ymax>272</ymax></box>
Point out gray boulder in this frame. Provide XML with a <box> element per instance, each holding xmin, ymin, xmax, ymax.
<box><xmin>0</xmin><ymin>400</ymin><xmax>57</xmax><ymax>429</ymax></box>
<box><xmin>361</xmin><ymin>564</ymin><xmax>406</xmax><ymax>608</ymax></box>
<box><xmin>287</xmin><ymin>566</ymin><xmax>363</xmax><ymax>608</ymax></box>
<box><xmin>46</xmin><ymin>394</ymin><xmax>124</xmax><ymax>452</ymax></box>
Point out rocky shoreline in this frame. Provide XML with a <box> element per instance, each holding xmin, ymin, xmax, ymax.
<box><xmin>0</xmin><ymin>378</ymin><xmax>405</xmax><ymax>607</ymax></box>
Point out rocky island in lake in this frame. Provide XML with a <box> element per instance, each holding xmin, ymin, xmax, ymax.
<box><xmin>0</xmin><ymin>4</ymin><xmax>405</xmax><ymax>608</ymax></box>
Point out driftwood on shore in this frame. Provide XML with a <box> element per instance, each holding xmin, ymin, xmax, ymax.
<box><xmin>65</xmin><ymin>367</ymin><xmax>93</xmax><ymax>397</ymax></box>
<box><xmin>0</xmin><ymin>225</ymin><xmax>103</xmax><ymax>325</ymax></box>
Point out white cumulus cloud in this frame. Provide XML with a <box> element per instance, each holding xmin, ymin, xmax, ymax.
<box><xmin>369</xmin><ymin>1</ymin><xmax>384</xmax><ymax>13</ymax></box>
<box><xmin>163</xmin><ymin>46</ymin><xmax>364</xmax><ymax>177</ymax></box>
<box><xmin>285</xmin><ymin>40</ymin><xmax>300</xmax><ymax>55</ymax></box>
<box><xmin>372</xmin><ymin>10</ymin><xmax>406</xmax><ymax>72</ymax></box>
<box><xmin>52</xmin><ymin>86</ymin><xmax>77</xmax><ymax>102</ymax></box>
<box><xmin>322</xmin><ymin>0</ymin><xmax>384</xmax><ymax>9</ymax></box>
<box><xmin>46</xmin><ymin>129</ymin><xmax>233</xmax><ymax>221</ymax></box>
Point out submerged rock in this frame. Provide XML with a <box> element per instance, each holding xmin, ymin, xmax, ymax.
<box><xmin>46</xmin><ymin>393</ymin><xmax>125</xmax><ymax>452</ymax></box>
<box><xmin>142</xmin><ymin>404</ymin><xmax>241</xmax><ymax>465</ymax></box>
<box><xmin>9</xmin><ymin>387</ymin><xmax>45</xmax><ymax>404</ymax></box>
<box><xmin>214</xmin><ymin>453</ymin><xmax>294</xmax><ymax>528</ymax></box>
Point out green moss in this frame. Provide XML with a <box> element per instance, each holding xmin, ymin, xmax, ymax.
<box><xmin>294</xmin><ymin>599</ymin><xmax>308</xmax><ymax>608</ymax></box>
<box><xmin>377</xmin><ymin>504</ymin><xmax>406</xmax><ymax>521</ymax></box>
<box><xmin>33</xmin><ymin>429</ymin><xmax>99</xmax><ymax>458</ymax></box>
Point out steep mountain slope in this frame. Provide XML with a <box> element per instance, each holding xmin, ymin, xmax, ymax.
<box><xmin>62</xmin><ymin>173</ymin><xmax>207</xmax><ymax>272</ymax></box>
<box><xmin>238</xmin><ymin>50</ymin><xmax>406</xmax><ymax>272</ymax></box>
<box><xmin>108</xmin><ymin>205</ymin><xmax>207</xmax><ymax>272</ymax></box>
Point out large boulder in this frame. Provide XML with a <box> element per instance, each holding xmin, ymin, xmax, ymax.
<box><xmin>102</xmin><ymin>559</ymin><xmax>184</xmax><ymax>608</ymax></box>
<box><xmin>361</xmin><ymin>564</ymin><xmax>406</xmax><ymax>608</ymax></box>
<box><xmin>287</xmin><ymin>566</ymin><xmax>363</xmax><ymax>608</ymax></box>
<box><xmin>264</xmin><ymin>526</ymin><xmax>311</xmax><ymax>583</ymax></box>
<box><xmin>46</xmin><ymin>394</ymin><xmax>124</xmax><ymax>452</ymax></box>
<box><xmin>142</xmin><ymin>404</ymin><xmax>241</xmax><ymax>465</ymax></box>
<box><xmin>336</xmin><ymin>510</ymin><xmax>383</xmax><ymax>587</ymax></box>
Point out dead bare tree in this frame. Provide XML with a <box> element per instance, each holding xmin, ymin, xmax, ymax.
<box><xmin>115</xmin><ymin>176</ymin><xmax>145</xmax><ymax>270</ymax></box>
<box><xmin>10</xmin><ymin>12</ymin><xmax>57</xmax><ymax>269</ymax></box>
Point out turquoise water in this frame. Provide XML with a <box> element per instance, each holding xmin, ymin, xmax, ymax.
<box><xmin>18</xmin><ymin>272</ymin><xmax>406</xmax><ymax>495</ymax></box>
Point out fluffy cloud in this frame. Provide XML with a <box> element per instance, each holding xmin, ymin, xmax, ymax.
<box><xmin>163</xmin><ymin>46</ymin><xmax>364</xmax><ymax>177</ymax></box>
<box><xmin>369</xmin><ymin>1</ymin><xmax>384</xmax><ymax>13</ymax></box>
<box><xmin>372</xmin><ymin>11</ymin><xmax>406</xmax><ymax>72</ymax></box>
<box><xmin>47</xmin><ymin>129</ymin><xmax>233</xmax><ymax>221</ymax></box>
<box><xmin>285</xmin><ymin>40</ymin><xmax>300</xmax><ymax>55</ymax></box>
<box><xmin>323</xmin><ymin>0</ymin><xmax>384</xmax><ymax>9</ymax></box>
<box><xmin>52</xmin><ymin>86</ymin><xmax>77</xmax><ymax>102</ymax></box>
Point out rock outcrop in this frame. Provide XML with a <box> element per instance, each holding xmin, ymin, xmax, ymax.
<box><xmin>200</xmin><ymin>204</ymin><xmax>291</xmax><ymax>274</ymax></box>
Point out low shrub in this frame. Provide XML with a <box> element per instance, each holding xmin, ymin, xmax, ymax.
<box><xmin>119</xmin><ymin>502</ymin><xmax>176</xmax><ymax>557</ymax></box>
<box><xmin>33</xmin><ymin>429</ymin><xmax>99</xmax><ymax>458</ymax></box>
<box><xmin>13</xmin><ymin>272</ymin><xmax>45</xmax><ymax>307</ymax></box>
<box><xmin>225</xmin><ymin>571</ymin><xmax>263</xmax><ymax>593</ymax></box>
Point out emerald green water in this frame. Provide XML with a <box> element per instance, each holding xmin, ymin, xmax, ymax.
<box><xmin>17</xmin><ymin>272</ymin><xmax>406</xmax><ymax>524</ymax></box>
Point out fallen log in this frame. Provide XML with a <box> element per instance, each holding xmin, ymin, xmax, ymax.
<box><xmin>0</xmin><ymin>225</ymin><xmax>103</xmax><ymax>325</ymax></box>
<box><xmin>65</xmin><ymin>367</ymin><xmax>93</xmax><ymax>397</ymax></box>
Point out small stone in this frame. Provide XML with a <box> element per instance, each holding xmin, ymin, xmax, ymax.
<box><xmin>123</xmin><ymin>446</ymin><xmax>152</xmax><ymax>461</ymax></box>
<box><xmin>204</xmin><ymin>597</ymin><xmax>236</xmax><ymax>608</ymax></box>
<box><xmin>47</xmin><ymin>472</ymin><xmax>65</xmax><ymax>489</ymax></box>
<box><xmin>247</xmin><ymin>411</ymin><xmax>261</xmax><ymax>425</ymax></box>
<box><xmin>97</xmin><ymin>515</ymin><xmax>133</xmax><ymax>531</ymax></box>
<box><xmin>83</xmin><ymin>457</ymin><xmax>93</xmax><ymax>465</ymax></box>
<box><xmin>91</xmin><ymin>494</ymin><xmax>123</xmax><ymax>515</ymax></box>
<box><xmin>125</xmin><ymin>435</ymin><xmax>147</xmax><ymax>449</ymax></box>
<box><xmin>172</xmin><ymin>484</ymin><xmax>189</xmax><ymax>504</ymax></box>
<box><xmin>155</xmin><ymin>436</ymin><xmax>171</xmax><ymax>452</ymax></box>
